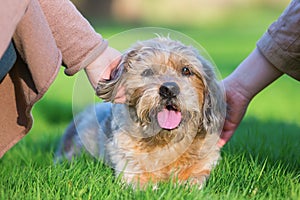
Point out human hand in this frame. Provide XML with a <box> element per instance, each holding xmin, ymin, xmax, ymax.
<box><xmin>218</xmin><ymin>48</ymin><xmax>283</xmax><ymax>147</ymax></box>
<box><xmin>85</xmin><ymin>46</ymin><xmax>126</xmax><ymax>103</ymax></box>
<box><xmin>218</xmin><ymin>78</ymin><xmax>251</xmax><ymax>147</ymax></box>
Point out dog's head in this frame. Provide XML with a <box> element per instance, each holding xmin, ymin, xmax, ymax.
<box><xmin>97</xmin><ymin>37</ymin><xmax>225</xmax><ymax>140</ymax></box>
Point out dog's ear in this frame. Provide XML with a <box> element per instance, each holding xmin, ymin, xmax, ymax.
<box><xmin>202</xmin><ymin>87</ymin><xmax>224</xmax><ymax>135</ymax></box>
<box><xmin>200</xmin><ymin>61</ymin><xmax>226</xmax><ymax>135</ymax></box>
<box><xmin>96</xmin><ymin>50</ymin><xmax>138</xmax><ymax>102</ymax></box>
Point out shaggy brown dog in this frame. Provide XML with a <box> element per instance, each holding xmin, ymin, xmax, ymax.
<box><xmin>56</xmin><ymin>37</ymin><xmax>226</xmax><ymax>189</ymax></box>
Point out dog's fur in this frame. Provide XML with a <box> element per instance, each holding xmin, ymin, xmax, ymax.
<box><xmin>56</xmin><ymin>37</ymin><xmax>225</xmax><ymax>189</ymax></box>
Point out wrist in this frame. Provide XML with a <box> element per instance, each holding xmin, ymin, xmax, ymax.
<box><xmin>85</xmin><ymin>40</ymin><xmax>109</xmax><ymax>71</ymax></box>
<box><xmin>227</xmin><ymin>48</ymin><xmax>283</xmax><ymax>100</ymax></box>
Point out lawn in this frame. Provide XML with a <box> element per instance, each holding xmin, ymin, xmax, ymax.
<box><xmin>1</xmin><ymin>6</ymin><xmax>299</xmax><ymax>200</ymax></box>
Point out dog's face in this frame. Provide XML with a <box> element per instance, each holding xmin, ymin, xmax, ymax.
<box><xmin>97</xmin><ymin>37</ymin><xmax>225</xmax><ymax>144</ymax></box>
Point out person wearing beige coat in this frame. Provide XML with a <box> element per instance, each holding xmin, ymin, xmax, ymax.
<box><xmin>0</xmin><ymin>0</ymin><xmax>121</xmax><ymax>157</ymax></box>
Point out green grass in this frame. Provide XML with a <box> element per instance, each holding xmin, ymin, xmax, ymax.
<box><xmin>1</xmin><ymin>6</ymin><xmax>300</xmax><ymax>200</ymax></box>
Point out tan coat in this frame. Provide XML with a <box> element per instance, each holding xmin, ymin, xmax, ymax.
<box><xmin>0</xmin><ymin>0</ymin><xmax>107</xmax><ymax>157</ymax></box>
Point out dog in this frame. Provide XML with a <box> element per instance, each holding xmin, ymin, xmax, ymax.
<box><xmin>56</xmin><ymin>37</ymin><xmax>226</xmax><ymax>189</ymax></box>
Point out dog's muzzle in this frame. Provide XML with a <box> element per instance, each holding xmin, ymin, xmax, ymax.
<box><xmin>157</xmin><ymin>82</ymin><xmax>182</xmax><ymax>130</ymax></box>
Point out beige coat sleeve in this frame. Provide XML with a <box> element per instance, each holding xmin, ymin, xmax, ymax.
<box><xmin>0</xmin><ymin>0</ymin><xmax>30</xmax><ymax>58</ymax></box>
<box><xmin>257</xmin><ymin>0</ymin><xmax>300</xmax><ymax>81</ymax></box>
<box><xmin>38</xmin><ymin>0</ymin><xmax>108</xmax><ymax>76</ymax></box>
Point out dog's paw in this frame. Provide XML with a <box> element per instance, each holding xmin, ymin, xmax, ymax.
<box><xmin>176</xmin><ymin>175</ymin><xmax>208</xmax><ymax>190</ymax></box>
<box><xmin>187</xmin><ymin>176</ymin><xmax>208</xmax><ymax>190</ymax></box>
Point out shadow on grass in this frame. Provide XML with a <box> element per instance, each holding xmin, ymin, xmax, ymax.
<box><xmin>223</xmin><ymin>117</ymin><xmax>300</xmax><ymax>174</ymax></box>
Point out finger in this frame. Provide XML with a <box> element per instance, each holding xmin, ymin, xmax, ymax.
<box><xmin>113</xmin><ymin>86</ymin><xmax>126</xmax><ymax>103</ymax></box>
<box><xmin>217</xmin><ymin>139</ymin><xmax>226</xmax><ymax>148</ymax></box>
<box><xmin>102</xmin><ymin>56</ymin><xmax>122</xmax><ymax>81</ymax></box>
<box><xmin>218</xmin><ymin>129</ymin><xmax>234</xmax><ymax>147</ymax></box>
<box><xmin>114</xmin><ymin>96</ymin><xmax>126</xmax><ymax>104</ymax></box>
<box><xmin>218</xmin><ymin>121</ymin><xmax>237</xmax><ymax>148</ymax></box>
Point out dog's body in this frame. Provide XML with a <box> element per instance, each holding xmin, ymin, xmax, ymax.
<box><xmin>56</xmin><ymin>37</ymin><xmax>225</xmax><ymax>189</ymax></box>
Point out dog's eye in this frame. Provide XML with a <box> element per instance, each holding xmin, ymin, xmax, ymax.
<box><xmin>182</xmin><ymin>66</ymin><xmax>192</xmax><ymax>76</ymax></box>
<box><xmin>141</xmin><ymin>69</ymin><xmax>154</xmax><ymax>77</ymax></box>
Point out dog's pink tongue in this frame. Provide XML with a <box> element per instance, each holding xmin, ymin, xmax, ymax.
<box><xmin>157</xmin><ymin>109</ymin><xmax>182</xmax><ymax>130</ymax></box>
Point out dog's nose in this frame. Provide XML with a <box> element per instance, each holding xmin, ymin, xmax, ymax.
<box><xmin>159</xmin><ymin>82</ymin><xmax>180</xmax><ymax>98</ymax></box>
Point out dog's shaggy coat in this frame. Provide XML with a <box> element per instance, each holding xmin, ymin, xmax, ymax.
<box><xmin>56</xmin><ymin>37</ymin><xmax>226</xmax><ymax>189</ymax></box>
